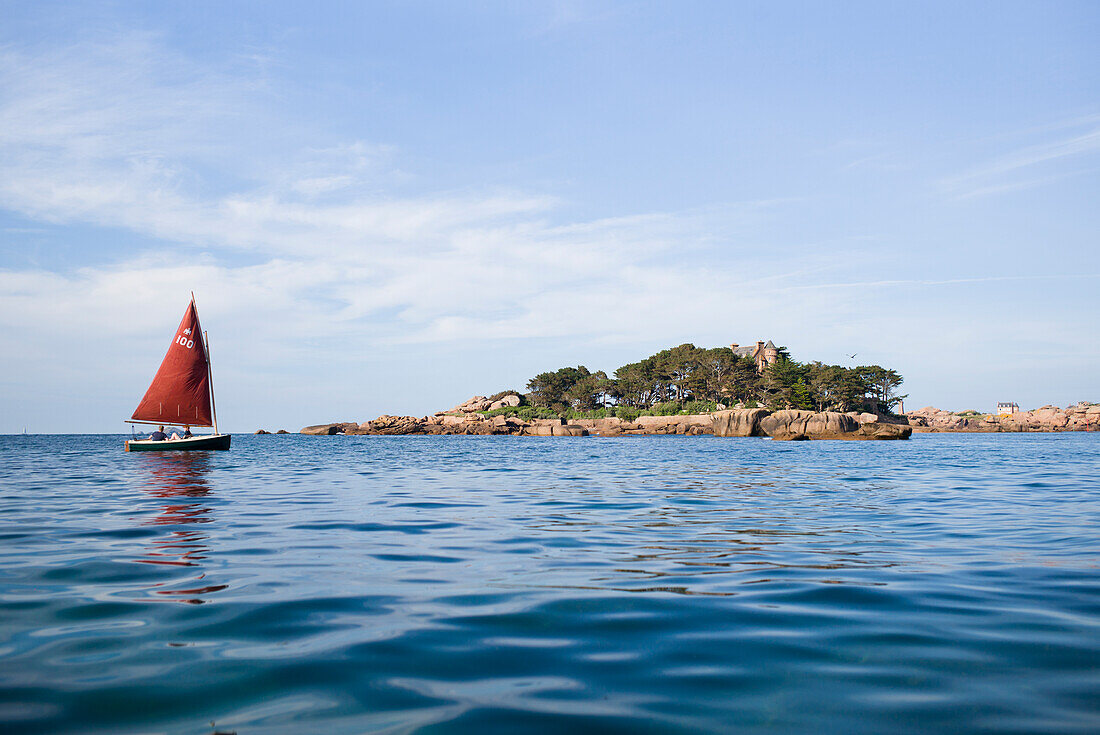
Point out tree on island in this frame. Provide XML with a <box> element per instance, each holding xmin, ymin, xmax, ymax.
<box><xmin>526</xmin><ymin>366</ymin><xmax>590</xmax><ymax>411</ymax></box>
<box><xmin>857</xmin><ymin>365</ymin><xmax>907</xmax><ymax>411</ymax></box>
<box><xmin>526</xmin><ymin>366</ymin><xmax>613</xmax><ymax>411</ymax></box>
<box><xmin>610</xmin><ymin>359</ymin><xmax>661</xmax><ymax>407</ymax></box>
<box><xmin>517</xmin><ymin>343</ymin><xmax>904</xmax><ymax>418</ymax></box>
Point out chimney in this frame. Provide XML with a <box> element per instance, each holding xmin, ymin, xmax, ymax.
<box><xmin>756</xmin><ymin>340</ymin><xmax>764</xmax><ymax>350</ymax></box>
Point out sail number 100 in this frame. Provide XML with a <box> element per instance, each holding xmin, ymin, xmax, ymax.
<box><xmin>176</xmin><ymin>335</ymin><xmax>195</xmax><ymax>349</ymax></box>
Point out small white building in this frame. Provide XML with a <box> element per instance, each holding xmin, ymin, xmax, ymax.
<box><xmin>996</xmin><ymin>401</ymin><xmax>1019</xmax><ymax>416</ymax></box>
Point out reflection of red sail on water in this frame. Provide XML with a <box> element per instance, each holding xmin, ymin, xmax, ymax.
<box><xmin>132</xmin><ymin>452</ymin><xmax>227</xmax><ymax>603</ymax></box>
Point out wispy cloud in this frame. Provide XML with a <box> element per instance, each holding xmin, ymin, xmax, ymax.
<box><xmin>778</xmin><ymin>273</ymin><xmax>1100</xmax><ymax>292</ymax></box>
<box><xmin>941</xmin><ymin>118</ymin><xmax>1100</xmax><ymax>199</ymax></box>
<box><xmin>0</xmin><ymin>32</ymin><xmax>827</xmax><ymax>357</ymax></box>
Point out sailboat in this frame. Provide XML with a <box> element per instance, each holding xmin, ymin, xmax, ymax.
<box><xmin>124</xmin><ymin>295</ymin><xmax>231</xmax><ymax>452</ymax></box>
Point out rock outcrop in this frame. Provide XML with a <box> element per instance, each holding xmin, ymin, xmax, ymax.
<box><xmin>440</xmin><ymin>393</ymin><xmax>523</xmax><ymax>416</ymax></box>
<box><xmin>301</xmin><ymin>413</ymin><xmax>588</xmax><ymax>437</ymax></box>
<box><xmin>490</xmin><ymin>394</ymin><xmax>522</xmax><ymax>410</ymax></box>
<box><xmin>302</xmin><ymin>405</ymin><xmax>913</xmax><ymax>440</ymax></box>
<box><xmin>567</xmin><ymin>417</ymin><xmax>627</xmax><ymax>436</ymax></box>
<box><xmin>525</xmin><ymin>423</ymin><xmax>588</xmax><ymax>437</ymax></box>
<box><xmin>758</xmin><ymin>410</ymin><xmax>856</xmax><ymax>440</ymax></box>
<box><xmin>755</xmin><ymin>410</ymin><xmax>911</xmax><ymax>440</ymax></box>
<box><xmin>300</xmin><ymin>422</ymin><xmax>358</xmax><ymax>436</ymax></box>
<box><xmin>855</xmin><ymin>420</ymin><xmax>913</xmax><ymax>440</ymax></box>
<box><xmin>710</xmin><ymin>408</ymin><xmax>910</xmax><ymax>440</ymax></box>
<box><xmin>632</xmin><ymin>414</ymin><xmax>714</xmax><ymax>435</ymax></box>
<box><xmin>358</xmin><ymin>415</ymin><xmax>426</xmax><ymax>435</ymax></box>
<box><xmin>906</xmin><ymin>403</ymin><xmax>1098</xmax><ymax>432</ymax></box>
<box><xmin>711</xmin><ymin>408</ymin><xmax>770</xmax><ymax>437</ymax></box>
<box><xmin>566</xmin><ymin>415</ymin><xmax>714</xmax><ymax>436</ymax></box>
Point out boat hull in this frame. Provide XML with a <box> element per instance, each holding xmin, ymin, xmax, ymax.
<box><xmin>125</xmin><ymin>434</ymin><xmax>232</xmax><ymax>451</ymax></box>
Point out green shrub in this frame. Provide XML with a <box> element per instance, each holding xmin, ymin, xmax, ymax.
<box><xmin>613</xmin><ymin>406</ymin><xmax>641</xmax><ymax>421</ymax></box>
<box><xmin>483</xmin><ymin>404</ymin><xmax>548</xmax><ymax>419</ymax></box>
<box><xmin>681</xmin><ymin>400</ymin><xmax>719</xmax><ymax>414</ymax></box>
<box><xmin>520</xmin><ymin>406</ymin><xmax>559</xmax><ymax>421</ymax></box>
<box><xmin>566</xmin><ymin>407</ymin><xmax>610</xmax><ymax>419</ymax></box>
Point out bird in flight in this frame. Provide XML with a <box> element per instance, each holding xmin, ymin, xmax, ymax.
<box><xmin>847</xmin><ymin>353</ymin><xmax>858</xmax><ymax>359</ymax></box>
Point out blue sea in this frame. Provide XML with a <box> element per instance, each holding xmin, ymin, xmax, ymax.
<box><xmin>1</xmin><ymin>433</ymin><xmax>1098</xmax><ymax>734</ymax></box>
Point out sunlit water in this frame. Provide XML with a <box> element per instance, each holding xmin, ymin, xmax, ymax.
<box><xmin>1</xmin><ymin>433</ymin><xmax>1097</xmax><ymax>734</ymax></box>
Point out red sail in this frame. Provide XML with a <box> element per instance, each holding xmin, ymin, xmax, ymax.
<box><xmin>131</xmin><ymin>299</ymin><xmax>213</xmax><ymax>426</ymax></box>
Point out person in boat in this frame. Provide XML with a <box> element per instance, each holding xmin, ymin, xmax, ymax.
<box><xmin>149</xmin><ymin>426</ymin><xmax>168</xmax><ymax>441</ymax></box>
<box><xmin>169</xmin><ymin>425</ymin><xmax>193</xmax><ymax>441</ymax></box>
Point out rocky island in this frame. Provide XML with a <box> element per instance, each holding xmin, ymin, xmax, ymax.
<box><xmin>295</xmin><ymin>342</ymin><xmax>1096</xmax><ymax>440</ymax></box>
<box><xmin>297</xmin><ymin>399</ymin><xmax>1098</xmax><ymax>440</ymax></box>
<box><xmin>300</xmin><ymin>393</ymin><xmax>912</xmax><ymax>441</ymax></box>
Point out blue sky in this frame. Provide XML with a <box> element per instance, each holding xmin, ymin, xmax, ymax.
<box><xmin>1</xmin><ymin>1</ymin><xmax>1097</xmax><ymax>432</ymax></box>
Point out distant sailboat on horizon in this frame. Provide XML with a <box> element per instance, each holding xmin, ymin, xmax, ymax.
<box><xmin>124</xmin><ymin>295</ymin><xmax>231</xmax><ymax>452</ymax></box>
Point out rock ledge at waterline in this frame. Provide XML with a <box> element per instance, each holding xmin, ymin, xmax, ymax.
<box><xmin>300</xmin><ymin>407</ymin><xmax>912</xmax><ymax>441</ymax></box>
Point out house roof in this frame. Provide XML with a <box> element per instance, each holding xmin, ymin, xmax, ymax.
<box><xmin>731</xmin><ymin>340</ymin><xmax>778</xmax><ymax>358</ymax></box>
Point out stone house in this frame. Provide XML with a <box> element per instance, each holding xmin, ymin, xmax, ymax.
<box><xmin>996</xmin><ymin>402</ymin><xmax>1019</xmax><ymax>416</ymax></box>
<box><xmin>731</xmin><ymin>340</ymin><xmax>780</xmax><ymax>373</ymax></box>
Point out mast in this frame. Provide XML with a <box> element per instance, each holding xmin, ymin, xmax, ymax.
<box><xmin>192</xmin><ymin>291</ymin><xmax>218</xmax><ymax>436</ymax></box>
<box><xmin>205</xmin><ymin>329</ymin><xmax>219</xmax><ymax>435</ymax></box>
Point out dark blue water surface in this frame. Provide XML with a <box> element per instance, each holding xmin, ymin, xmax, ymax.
<box><xmin>1</xmin><ymin>433</ymin><xmax>1098</xmax><ymax>734</ymax></box>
